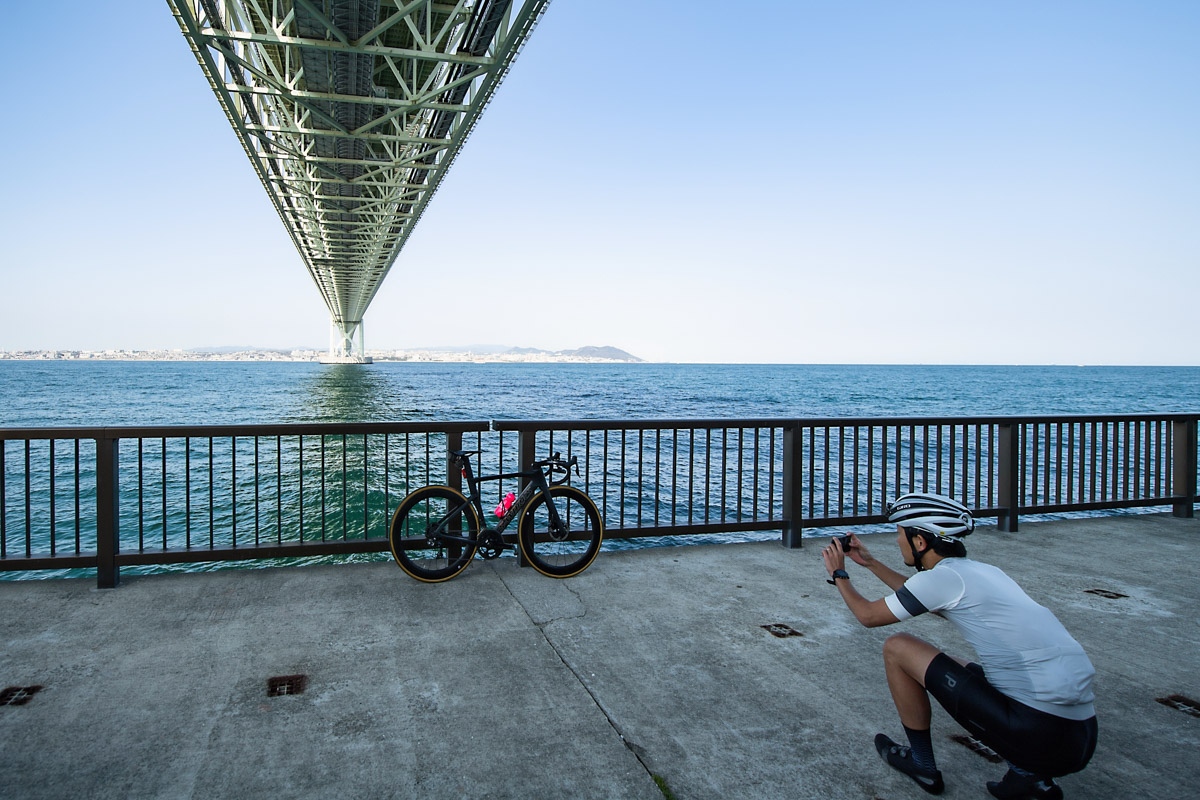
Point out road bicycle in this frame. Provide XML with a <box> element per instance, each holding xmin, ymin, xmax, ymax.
<box><xmin>388</xmin><ymin>450</ymin><xmax>604</xmax><ymax>582</ymax></box>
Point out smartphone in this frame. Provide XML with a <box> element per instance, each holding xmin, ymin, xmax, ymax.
<box><xmin>836</xmin><ymin>534</ymin><xmax>852</xmax><ymax>553</ymax></box>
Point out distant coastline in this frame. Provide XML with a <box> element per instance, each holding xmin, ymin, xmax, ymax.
<box><xmin>0</xmin><ymin>345</ymin><xmax>644</xmax><ymax>364</ymax></box>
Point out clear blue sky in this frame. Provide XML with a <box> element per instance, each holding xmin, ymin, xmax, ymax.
<box><xmin>1</xmin><ymin>1</ymin><xmax>1196</xmax><ymax>364</ymax></box>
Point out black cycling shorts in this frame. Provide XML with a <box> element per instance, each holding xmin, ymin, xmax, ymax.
<box><xmin>924</xmin><ymin>653</ymin><xmax>1098</xmax><ymax>777</ymax></box>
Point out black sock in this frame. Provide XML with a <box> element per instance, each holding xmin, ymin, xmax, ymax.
<box><xmin>903</xmin><ymin>725</ymin><xmax>937</xmax><ymax>772</ymax></box>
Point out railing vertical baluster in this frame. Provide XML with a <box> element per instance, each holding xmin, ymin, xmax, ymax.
<box><xmin>975</xmin><ymin>425</ymin><xmax>983</xmax><ymax>510</ymax></box>
<box><xmin>96</xmin><ymin>435</ymin><xmax>119</xmax><ymax>588</ymax></box>
<box><xmin>320</xmin><ymin>436</ymin><xmax>327</xmax><ymax>540</ymax></box>
<box><xmin>137</xmin><ymin>439</ymin><xmax>144</xmax><ymax>551</ymax></box>
<box><xmin>161</xmin><ymin>438</ymin><xmax>168</xmax><ymax>550</ymax></box>
<box><xmin>737</xmin><ymin>428</ymin><xmax>744</xmax><ymax>521</ymax></box>
<box><xmin>703</xmin><ymin>429</ymin><xmax>711</xmax><ymax>524</ymax></box>
<box><xmin>752</xmin><ymin>427</ymin><xmax>760</xmax><ymax>521</ymax></box>
<box><xmin>782</xmin><ymin>422</ymin><xmax>802</xmax><ymax>548</ymax></box>
<box><xmin>638</xmin><ymin>429</ymin><xmax>644</xmax><ymax>527</ymax></box>
<box><xmin>950</xmin><ymin>424</ymin><xmax>960</xmax><ymax>501</ymax></box>
<box><xmin>935</xmin><ymin>425</ymin><xmax>942</xmax><ymax>495</ymax></box>
<box><xmin>1172</xmin><ymin>418</ymin><xmax>1197</xmax><ymax>517</ymax></box>
<box><xmin>49</xmin><ymin>440</ymin><xmax>56</xmax><ymax>556</ymax></box>
<box><xmin>865</xmin><ymin>426</ymin><xmax>873</xmax><ymax>515</ymax></box>
<box><xmin>186</xmin><ymin>437</ymin><xmax>192</xmax><ymax>548</ymax></box>
<box><xmin>987</xmin><ymin>425</ymin><xmax>995</xmax><ymax>510</ymax></box>
<box><xmin>1147</xmin><ymin>421</ymin><xmax>1155</xmax><ymax>498</ymax></box>
<box><xmin>880</xmin><ymin>426</ymin><xmax>888</xmax><ymax>510</ymax></box>
<box><xmin>75</xmin><ymin>439</ymin><xmax>81</xmax><ymax>553</ymax></box>
<box><xmin>232</xmin><ymin>436</ymin><xmax>237</xmax><ymax>547</ymax></box>
<box><xmin>208</xmin><ymin>437</ymin><xmax>214</xmax><ymax>549</ymax></box>
<box><xmin>299</xmin><ymin>435</ymin><xmax>304</xmax><ymax>540</ymax></box>
<box><xmin>654</xmin><ymin>429</ymin><xmax>661</xmax><ymax>527</ymax></box>
<box><xmin>255</xmin><ymin>437</ymin><xmax>260</xmax><ymax>545</ymax></box>
<box><xmin>605</xmin><ymin>430</ymin><xmax>612</xmax><ymax>526</ymax></box>
<box><xmin>1</xmin><ymin>441</ymin><xmax>6</xmax><ymax>559</ymax></box>
<box><xmin>1133</xmin><ymin>421</ymin><xmax>1142</xmax><ymax>499</ymax></box>
<box><xmin>276</xmin><ymin>436</ymin><xmax>282</xmax><ymax>544</ymax></box>
<box><xmin>341</xmin><ymin>433</ymin><xmax>348</xmax><ymax>541</ymax></box>
<box><xmin>671</xmin><ymin>429</ymin><xmax>677</xmax><ymax>525</ymax></box>
<box><xmin>837</xmin><ymin>426</ymin><xmax>844</xmax><ymax>517</ymax></box>
<box><xmin>809</xmin><ymin>426</ymin><xmax>815</xmax><ymax>520</ymax></box>
<box><xmin>622</xmin><ymin>430</ymin><xmax>629</xmax><ymax>527</ymax></box>
<box><xmin>384</xmin><ymin>435</ymin><xmax>390</xmax><ymax>537</ymax></box>
<box><xmin>823</xmin><ymin>427</ymin><xmax>830</xmax><ymax>518</ymax></box>
<box><xmin>720</xmin><ymin>429</ymin><xmax>727</xmax><ymax>523</ymax></box>
<box><xmin>921</xmin><ymin>424</ymin><xmax>929</xmax><ymax>492</ymax></box>
<box><xmin>964</xmin><ymin>422</ymin><xmax>974</xmax><ymax>503</ymax></box>
<box><xmin>1056</xmin><ymin>423</ymin><xmax>1064</xmax><ymax>505</ymax></box>
<box><xmin>25</xmin><ymin>441</ymin><xmax>31</xmax><ymax>557</ymax></box>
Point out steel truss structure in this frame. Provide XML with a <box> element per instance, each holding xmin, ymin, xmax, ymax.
<box><xmin>167</xmin><ymin>0</ymin><xmax>550</xmax><ymax>358</ymax></box>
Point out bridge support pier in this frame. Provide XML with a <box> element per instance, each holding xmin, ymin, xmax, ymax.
<box><xmin>320</xmin><ymin>318</ymin><xmax>372</xmax><ymax>364</ymax></box>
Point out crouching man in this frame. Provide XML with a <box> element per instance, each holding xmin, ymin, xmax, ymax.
<box><xmin>822</xmin><ymin>493</ymin><xmax>1097</xmax><ymax>799</ymax></box>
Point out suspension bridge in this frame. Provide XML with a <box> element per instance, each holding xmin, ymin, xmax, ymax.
<box><xmin>167</xmin><ymin>0</ymin><xmax>551</xmax><ymax>362</ymax></box>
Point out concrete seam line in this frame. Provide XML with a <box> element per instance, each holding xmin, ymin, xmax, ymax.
<box><xmin>493</xmin><ymin>570</ymin><xmax>662</xmax><ymax>786</ymax></box>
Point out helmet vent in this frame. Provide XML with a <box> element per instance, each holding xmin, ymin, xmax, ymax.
<box><xmin>949</xmin><ymin>734</ymin><xmax>1003</xmax><ymax>763</ymax></box>
<box><xmin>760</xmin><ymin>623</ymin><xmax>803</xmax><ymax>638</ymax></box>
<box><xmin>1084</xmin><ymin>588</ymin><xmax>1128</xmax><ymax>599</ymax></box>
<box><xmin>266</xmin><ymin>674</ymin><xmax>308</xmax><ymax>697</ymax></box>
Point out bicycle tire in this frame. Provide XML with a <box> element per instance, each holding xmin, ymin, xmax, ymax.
<box><xmin>389</xmin><ymin>485</ymin><xmax>480</xmax><ymax>582</ymax></box>
<box><xmin>517</xmin><ymin>485</ymin><xmax>603</xmax><ymax>578</ymax></box>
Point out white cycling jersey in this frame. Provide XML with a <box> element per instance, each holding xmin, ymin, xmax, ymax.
<box><xmin>884</xmin><ymin>557</ymin><xmax>1095</xmax><ymax>720</ymax></box>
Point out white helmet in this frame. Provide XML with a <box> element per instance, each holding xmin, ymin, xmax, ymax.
<box><xmin>886</xmin><ymin>492</ymin><xmax>975</xmax><ymax>541</ymax></box>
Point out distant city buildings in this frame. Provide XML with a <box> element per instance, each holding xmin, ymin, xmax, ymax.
<box><xmin>0</xmin><ymin>347</ymin><xmax>642</xmax><ymax>364</ymax></box>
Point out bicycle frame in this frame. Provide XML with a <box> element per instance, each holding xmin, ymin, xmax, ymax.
<box><xmin>430</xmin><ymin>452</ymin><xmax>567</xmax><ymax>548</ymax></box>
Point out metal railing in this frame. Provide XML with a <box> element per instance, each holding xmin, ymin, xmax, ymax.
<box><xmin>2</xmin><ymin>414</ymin><xmax>1196</xmax><ymax>587</ymax></box>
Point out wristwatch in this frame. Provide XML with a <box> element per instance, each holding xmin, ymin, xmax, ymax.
<box><xmin>827</xmin><ymin>568</ymin><xmax>850</xmax><ymax>586</ymax></box>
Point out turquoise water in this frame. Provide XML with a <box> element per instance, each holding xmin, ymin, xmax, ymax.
<box><xmin>2</xmin><ymin>361</ymin><xmax>1198</xmax><ymax>427</ymax></box>
<box><xmin>1</xmin><ymin>362</ymin><xmax>1196</xmax><ymax>579</ymax></box>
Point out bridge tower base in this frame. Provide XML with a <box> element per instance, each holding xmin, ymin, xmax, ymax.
<box><xmin>320</xmin><ymin>319</ymin><xmax>372</xmax><ymax>364</ymax></box>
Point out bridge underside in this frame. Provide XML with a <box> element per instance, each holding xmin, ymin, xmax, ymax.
<box><xmin>168</xmin><ymin>0</ymin><xmax>549</xmax><ymax>357</ymax></box>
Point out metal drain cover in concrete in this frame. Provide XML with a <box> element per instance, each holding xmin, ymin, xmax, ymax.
<box><xmin>0</xmin><ymin>685</ymin><xmax>43</xmax><ymax>706</ymax></box>
<box><xmin>267</xmin><ymin>675</ymin><xmax>308</xmax><ymax>696</ymax></box>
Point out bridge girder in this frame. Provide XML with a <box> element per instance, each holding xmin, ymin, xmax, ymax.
<box><xmin>167</xmin><ymin>0</ymin><xmax>550</xmax><ymax>342</ymax></box>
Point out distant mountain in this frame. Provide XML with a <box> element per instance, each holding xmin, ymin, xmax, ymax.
<box><xmin>505</xmin><ymin>345</ymin><xmax>642</xmax><ymax>362</ymax></box>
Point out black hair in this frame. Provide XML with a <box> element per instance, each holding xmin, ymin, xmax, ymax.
<box><xmin>902</xmin><ymin>526</ymin><xmax>967</xmax><ymax>561</ymax></box>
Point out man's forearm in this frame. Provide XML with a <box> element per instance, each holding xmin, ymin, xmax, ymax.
<box><xmin>862</xmin><ymin>558</ymin><xmax>908</xmax><ymax>591</ymax></box>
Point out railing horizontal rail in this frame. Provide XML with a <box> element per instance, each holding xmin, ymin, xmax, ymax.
<box><xmin>2</xmin><ymin>414</ymin><xmax>1196</xmax><ymax>586</ymax></box>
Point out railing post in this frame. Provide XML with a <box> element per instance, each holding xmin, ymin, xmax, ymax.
<box><xmin>96</xmin><ymin>434</ymin><xmax>120</xmax><ymax>588</ymax></box>
<box><xmin>782</xmin><ymin>423</ymin><xmax>803</xmax><ymax>548</ymax></box>
<box><xmin>517</xmin><ymin>429</ymin><xmax>536</xmax><ymax>566</ymax></box>
<box><xmin>1172</xmin><ymin>418</ymin><xmax>1197</xmax><ymax>518</ymax></box>
<box><xmin>446</xmin><ymin>431</ymin><xmax>462</xmax><ymax>492</ymax></box>
<box><xmin>997</xmin><ymin>423</ymin><xmax>1019</xmax><ymax>532</ymax></box>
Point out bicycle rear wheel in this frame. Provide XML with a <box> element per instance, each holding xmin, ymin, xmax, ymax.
<box><xmin>517</xmin><ymin>485</ymin><xmax>603</xmax><ymax>578</ymax></box>
<box><xmin>389</xmin><ymin>485</ymin><xmax>480</xmax><ymax>582</ymax></box>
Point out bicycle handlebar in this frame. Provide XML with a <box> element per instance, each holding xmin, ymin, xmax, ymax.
<box><xmin>534</xmin><ymin>452</ymin><xmax>579</xmax><ymax>485</ymax></box>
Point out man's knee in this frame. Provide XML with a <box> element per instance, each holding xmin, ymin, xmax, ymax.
<box><xmin>882</xmin><ymin>633</ymin><xmax>942</xmax><ymax>680</ymax></box>
<box><xmin>882</xmin><ymin>632</ymin><xmax>924</xmax><ymax>658</ymax></box>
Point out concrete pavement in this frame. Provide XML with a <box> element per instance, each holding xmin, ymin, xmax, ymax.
<box><xmin>1</xmin><ymin>513</ymin><xmax>1198</xmax><ymax>799</ymax></box>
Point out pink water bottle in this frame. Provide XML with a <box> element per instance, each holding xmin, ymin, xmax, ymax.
<box><xmin>494</xmin><ymin>492</ymin><xmax>516</xmax><ymax>518</ymax></box>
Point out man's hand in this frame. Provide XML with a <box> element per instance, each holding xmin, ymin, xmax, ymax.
<box><xmin>845</xmin><ymin>533</ymin><xmax>876</xmax><ymax>567</ymax></box>
<box><xmin>822</xmin><ymin>539</ymin><xmax>846</xmax><ymax>576</ymax></box>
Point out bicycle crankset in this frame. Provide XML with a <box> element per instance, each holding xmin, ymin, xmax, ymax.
<box><xmin>477</xmin><ymin>530</ymin><xmax>505</xmax><ymax>559</ymax></box>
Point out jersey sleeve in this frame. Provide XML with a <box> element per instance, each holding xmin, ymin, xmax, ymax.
<box><xmin>884</xmin><ymin>567</ymin><xmax>965</xmax><ymax>621</ymax></box>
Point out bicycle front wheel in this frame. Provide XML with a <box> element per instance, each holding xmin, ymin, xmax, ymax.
<box><xmin>389</xmin><ymin>485</ymin><xmax>480</xmax><ymax>582</ymax></box>
<box><xmin>517</xmin><ymin>485</ymin><xmax>603</xmax><ymax>578</ymax></box>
